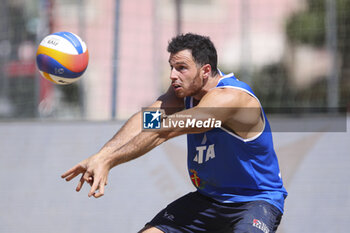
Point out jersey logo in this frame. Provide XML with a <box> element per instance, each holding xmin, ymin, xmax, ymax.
<box><xmin>190</xmin><ymin>169</ymin><xmax>201</xmax><ymax>188</ymax></box>
<box><xmin>193</xmin><ymin>134</ymin><xmax>216</xmax><ymax>164</ymax></box>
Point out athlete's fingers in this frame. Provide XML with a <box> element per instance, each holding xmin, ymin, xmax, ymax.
<box><xmin>87</xmin><ymin>176</ymin><xmax>93</xmax><ymax>186</ymax></box>
<box><xmin>64</xmin><ymin>173</ymin><xmax>75</xmax><ymax>181</ymax></box>
<box><xmin>76</xmin><ymin>174</ymin><xmax>85</xmax><ymax>192</ymax></box>
<box><xmin>61</xmin><ymin>164</ymin><xmax>85</xmax><ymax>180</ymax></box>
<box><xmin>82</xmin><ymin>170</ymin><xmax>92</xmax><ymax>182</ymax></box>
<box><xmin>64</xmin><ymin>170</ymin><xmax>81</xmax><ymax>182</ymax></box>
<box><xmin>93</xmin><ymin>177</ymin><xmax>106</xmax><ymax>198</ymax></box>
<box><xmin>93</xmin><ymin>190</ymin><xmax>104</xmax><ymax>198</ymax></box>
<box><xmin>99</xmin><ymin>182</ymin><xmax>105</xmax><ymax>196</ymax></box>
<box><xmin>98</xmin><ymin>178</ymin><xmax>106</xmax><ymax>197</ymax></box>
<box><xmin>61</xmin><ymin>165</ymin><xmax>79</xmax><ymax>179</ymax></box>
<box><xmin>88</xmin><ymin>176</ymin><xmax>100</xmax><ymax>197</ymax></box>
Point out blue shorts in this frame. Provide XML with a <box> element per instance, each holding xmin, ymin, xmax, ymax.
<box><xmin>147</xmin><ymin>191</ymin><xmax>283</xmax><ymax>233</ymax></box>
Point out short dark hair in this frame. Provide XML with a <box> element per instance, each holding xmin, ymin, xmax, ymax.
<box><xmin>167</xmin><ymin>33</ymin><xmax>218</xmax><ymax>76</ymax></box>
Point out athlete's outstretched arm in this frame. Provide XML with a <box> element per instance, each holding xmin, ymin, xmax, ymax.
<box><xmin>61</xmin><ymin>86</ymin><xmax>183</xmax><ymax>197</ymax></box>
<box><xmin>98</xmin><ymin>86</ymin><xmax>183</xmax><ymax>154</ymax></box>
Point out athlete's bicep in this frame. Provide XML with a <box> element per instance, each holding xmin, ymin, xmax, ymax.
<box><xmin>195</xmin><ymin>89</ymin><xmax>239</xmax><ymax>123</ymax></box>
<box><xmin>197</xmin><ymin>88</ymin><xmax>261</xmax><ymax>125</ymax></box>
<box><xmin>196</xmin><ymin>88</ymin><xmax>263</xmax><ymax>138</ymax></box>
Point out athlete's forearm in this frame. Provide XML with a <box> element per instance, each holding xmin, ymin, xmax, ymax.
<box><xmin>98</xmin><ymin>98</ymin><xmax>167</xmax><ymax>155</ymax></box>
<box><xmin>102</xmin><ymin>130</ymin><xmax>167</xmax><ymax>168</ymax></box>
<box><xmin>98</xmin><ymin>111</ymin><xmax>142</xmax><ymax>154</ymax></box>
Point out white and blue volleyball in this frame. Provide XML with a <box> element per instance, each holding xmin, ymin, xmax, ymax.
<box><xmin>36</xmin><ymin>31</ymin><xmax>89</xmax><ymax>85</ymax></box>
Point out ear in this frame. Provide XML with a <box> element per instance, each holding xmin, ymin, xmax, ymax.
<box><xmin>201</xmin><ymin>64</ymin><xmax>212</xmax><ymax>79</ymax></box>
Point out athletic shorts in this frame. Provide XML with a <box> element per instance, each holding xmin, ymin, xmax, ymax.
<box><xmin>146</xmin><ymin>191</ymin><xmax>282</xmax><ymax>233</ymax></box>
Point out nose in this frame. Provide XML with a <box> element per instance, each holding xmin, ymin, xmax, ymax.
<box><xmin>170</xmin><ymin>67</ymin><xmax>179</xmax><ymax>81</ymax></box>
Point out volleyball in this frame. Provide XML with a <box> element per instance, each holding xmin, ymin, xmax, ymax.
<box><xmin>36</xmin><ymin>31</ymin><xmax>89</xmax><ymax>85</ymax></box>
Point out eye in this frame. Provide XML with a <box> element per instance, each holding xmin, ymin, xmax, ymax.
<box><xmin>178</xmin><ymin>66</ymin><xmax>186</xmax><ymax>71</ymax></box>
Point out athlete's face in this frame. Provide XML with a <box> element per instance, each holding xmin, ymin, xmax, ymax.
<box><xmin>169</xmin><ymin>49</ymin><xmax>204</xmax><ymax>98</ymax></box>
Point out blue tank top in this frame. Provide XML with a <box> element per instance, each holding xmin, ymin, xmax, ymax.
<box><xmin>185</xmin><ymin>73</ymin><xmax>288</xmax><ymax>213</ymax></box>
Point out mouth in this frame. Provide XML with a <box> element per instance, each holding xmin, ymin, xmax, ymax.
<box><xmin>172</xmin><ymin>83</ymin><xmax>182</xmax><ymax>91</ymax></box>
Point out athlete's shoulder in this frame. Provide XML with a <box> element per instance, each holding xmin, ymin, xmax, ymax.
<box><xmin>217</xmin><ymin>74</ymin><xmax>255</xmax><ymax>95</ymax></box>
<box><xmin>198</xmin><ymin>87</ymin><xmax>257</xmax><ymax>109</ymax></box>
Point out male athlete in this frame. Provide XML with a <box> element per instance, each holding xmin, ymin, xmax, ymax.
<box><xmin>62</xmin><ymin>33</ymin><xmax>287</xmax><ymax>233</ymax></box>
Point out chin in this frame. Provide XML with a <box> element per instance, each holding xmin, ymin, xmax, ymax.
<box><xmin>174</xmin><ymin>89</ymin><xmax>189</xmax><ymax>98</ymax></box>
<box><xmin>175</xmin><ymin>92</ymin><xmax>185</xmax><ymax>98</ymax></box>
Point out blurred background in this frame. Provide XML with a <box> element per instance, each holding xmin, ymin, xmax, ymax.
<box><xmin>0</xmin><ymin>0</ymin><xmax>349</xmax><ymax>233</ymax></box>
<box><xmin>0</xmin><ymin>0</ymin><xmax>349</xmax><ymax>120</ymax></box>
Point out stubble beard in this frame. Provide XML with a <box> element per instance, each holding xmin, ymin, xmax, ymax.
<box><xmin>176</xmin><ymin>69</ymin><xmax>203</xmax><ymax>99</ymax></box>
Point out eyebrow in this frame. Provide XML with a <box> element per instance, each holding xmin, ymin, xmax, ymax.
<box><xmin>168</xmin><ymin>61</ymin><xmax>188</xmax><ymax>65</ymax></box>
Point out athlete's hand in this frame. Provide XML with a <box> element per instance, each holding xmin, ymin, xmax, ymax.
<box><xmin>61</xmin><ymin>154</ymin><xmax>110</xmax><ymax>198</ymax></box>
